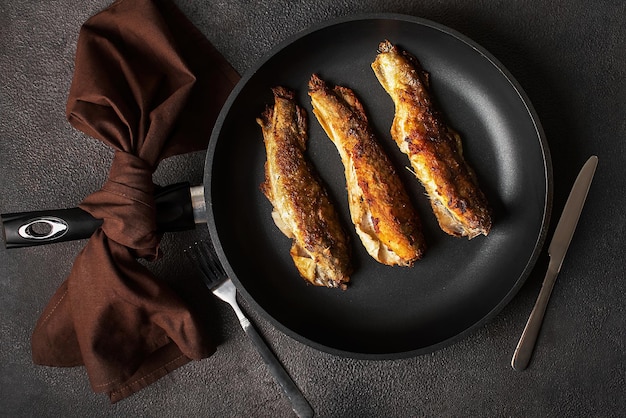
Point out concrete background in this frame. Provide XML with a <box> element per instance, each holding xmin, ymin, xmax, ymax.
<box><xmin>1</xmin><ymin>0</ymin><xmax>624</xmax><ymax>416</ymax></box>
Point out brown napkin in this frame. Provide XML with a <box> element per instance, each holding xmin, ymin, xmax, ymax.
<box><xmin>31</xmin><ymin>0</ymin><xmax>239</xmax><ymax>403</ymax></box>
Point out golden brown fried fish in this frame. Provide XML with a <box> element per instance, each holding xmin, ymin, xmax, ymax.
<box><xmin>258</xmin><ymin>86</ymin><xmax>351</xmax><ymax>289</ymax></box>
<box><xmin>308</xmin><ymin>74</ymin><xmax>426</xmax><ymax>266</ymax></box>
<box><xmin>372</xmin><ymin>40</ymin><xmax>492</xmax><ymax>239</ymax></box>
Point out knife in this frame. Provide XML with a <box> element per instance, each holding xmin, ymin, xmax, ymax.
<box><xmin>511</xmin><ymin>155</ymin><xmax>598</xmax><ymax>371</ymax></box>
<box><xmin>1</xmin><ymin>182</ymin><xmax>207</xmax><ymax>248</ymax></box>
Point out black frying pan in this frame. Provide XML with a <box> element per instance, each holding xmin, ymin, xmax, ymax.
<box><xmin>2</xmin><ymin>14</ymin><xmax>551</xmax><ymax>359</ymax></box>
<box><xmin>205</xmin><ymin>14</ymin><xmax>551</xmax><ymax>359</ymax></box>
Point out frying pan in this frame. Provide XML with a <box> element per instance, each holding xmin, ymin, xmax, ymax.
<box><xmin>2</xmin><ymin>14</ymin><xmax>551</xmax><ymax>359</ymax></box>
<box><xmin>205</xmin><ymin>14</ymin><xmax>551</xmax><ymax>359</ymax></box>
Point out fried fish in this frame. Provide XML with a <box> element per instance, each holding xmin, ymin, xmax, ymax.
<box><xmin>372</xmin><ymin>40</ymin><xmax>492</xmax><ymax>239</ymax></box>
<box><xmin>258</xmin><ymin>86</ymin><xmax>351</xmax><ymax>289</ymax></box>
<box><xmin>308</xmin><ymin>74</ymin><xmax>426</xmax><ymax>266</ymax></box>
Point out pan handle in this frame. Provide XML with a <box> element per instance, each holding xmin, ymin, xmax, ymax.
<box><xmin>1</xmin><ymin>183</ymin><xmax>205</xmax><ymax>249</ymax></box>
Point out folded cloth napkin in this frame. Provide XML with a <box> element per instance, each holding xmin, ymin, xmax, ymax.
<box><xmin>30</xmin><ymin>0</ymin><xmax>239</xmax><ymax>402</ymax></box>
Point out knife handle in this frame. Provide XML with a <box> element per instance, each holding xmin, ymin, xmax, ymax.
<box><xmin>511</xmin><ymin>260</ymin><xmax>559</xmax><ymax>371</ymax></box>
<box><xmin>1</xmin><ymin>182</ymin><xmax>199</xmax><ymax>248</ymax></box>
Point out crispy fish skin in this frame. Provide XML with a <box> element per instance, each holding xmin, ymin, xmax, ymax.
<box><xmin>258</xmin><ymin>86</ymin><xmax>351</xmax><ymax>289</ymax></box>
<box><xmin>371</xmin><ymin>40</ymin><xmax>492</xmax><ymax>239</ymax></box>
<box><xmin>308</xmin><ymin>74</ymin><xmax>426</xmax><ymax>266</ymax></box>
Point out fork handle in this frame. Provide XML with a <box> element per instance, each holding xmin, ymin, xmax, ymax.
<box><xmin>238</xmin><ymin>317</ymin><xmax>314</xmax><ymax>418</ymax></box>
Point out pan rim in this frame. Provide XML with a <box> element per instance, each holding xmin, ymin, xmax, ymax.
<box><xmin>205</xmin><ymin>13</ymin><xmax>552</xmax><ymax>359</ymax></box>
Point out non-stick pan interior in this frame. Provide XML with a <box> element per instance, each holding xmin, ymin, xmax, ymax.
<box><xmin>206</xmin><ymin>15</ymin><xmax>551</xmax><ymax>358</ymax></box>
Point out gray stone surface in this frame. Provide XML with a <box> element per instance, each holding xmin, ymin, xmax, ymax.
<box><xmin>1</xmin><ymin>0</ymin><xmax>624</xmax><ymax>416</ymax></box>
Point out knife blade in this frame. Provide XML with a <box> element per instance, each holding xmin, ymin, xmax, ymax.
<box><xmin>511</xmin><ymin>155</ymin><xmax>598</xmax><ymax>371</ymax></box>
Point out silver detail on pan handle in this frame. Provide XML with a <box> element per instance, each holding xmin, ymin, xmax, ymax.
<box><xmin>190</xmin><ymin>185</ymin><xmax>207</xmax><ymax>224</ymax></box>
<box><xmin>17</xmin><ymin>217</ymin><xmax>69</xmax><ymax>240</ymax></box>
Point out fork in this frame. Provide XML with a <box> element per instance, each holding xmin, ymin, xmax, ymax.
<box><xmin>185</xmin><ymin>241</ymin><xmax>314</xmax><ymax>418</ymax></box>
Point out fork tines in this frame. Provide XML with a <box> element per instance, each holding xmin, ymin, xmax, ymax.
<box><xmin>185</xmin><ymin>240</ymin><xmax>227</xmax><ymax>290</ymax></box>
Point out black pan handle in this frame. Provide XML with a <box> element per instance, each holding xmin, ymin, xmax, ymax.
<box><xmin>2</xmin><ymin>208</ymin><xmax>102</xmax><ymax>248</ymax></box>
<box><xmin>1</xmin><ymin>182</ymin><xmax>205</xmax><ymax>249</ymax></box>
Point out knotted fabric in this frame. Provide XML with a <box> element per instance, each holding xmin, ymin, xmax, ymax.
<box><xmin>30</xmin><ymin>0</ymin><xmax>239</xmax><ymax>402</ymax></box>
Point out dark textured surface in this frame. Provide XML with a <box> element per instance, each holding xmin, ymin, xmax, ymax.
<box><xmin>1</xmin><ymin>0</ymin><xmax>624</xmax><ymax>416</ymax></box>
